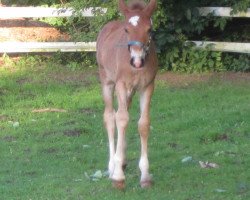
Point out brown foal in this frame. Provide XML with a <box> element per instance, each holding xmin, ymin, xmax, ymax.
<box><xmin>96</xmin><ymin>0</ymin><xmax>158</xmax><ymax>189</ymax></box>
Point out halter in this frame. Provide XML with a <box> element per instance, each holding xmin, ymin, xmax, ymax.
<box><xmin>127</xmin><ymin>34</ymin><xmax>152</xmax><ymax>56</ymax></box>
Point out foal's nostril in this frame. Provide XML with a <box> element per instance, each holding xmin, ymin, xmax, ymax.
<box><xmin>141</xmin><ymin>58</ymin><xmax>145</xmax><ymax>67</ymax></box>
<box><xmin>130</xmin><ymin>57</ymin><xmax>145</xmax><ymax>69</ymax></box>
<box><xmin>130</xmin><ymin>58</ymin><xmax>134</xmax><ymax>66</ymax></box>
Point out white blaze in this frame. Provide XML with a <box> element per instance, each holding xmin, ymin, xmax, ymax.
<box><xmin>131</xmin><ymin>48</ymin><xmax>145</xmax><ymax>59</ymax></box>
<box><xmin>129</xmin><ymin>16</ymin><xmax>140</xmax><ymax>26</ymax></box>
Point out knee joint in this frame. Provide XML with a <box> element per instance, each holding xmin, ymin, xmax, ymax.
<box><xmin>116</xmin><ymin>110</ymin><xmax>129</xmax><ymax>128</ymax></box>
<box><xmin>138</xmin><ymin>118</ymin><xmax>150</xmax><ymax>135</ymax></box>
<box><xmin>104</xmin><ymin>109</ymin><xmax>115</xmax><ymax>124</ymax></box>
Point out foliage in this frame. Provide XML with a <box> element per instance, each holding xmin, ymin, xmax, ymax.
<box><xmin>51</xmin><ymin>52</ymin><xmax>97</xmax><ymax>70</ymax></box>
<box><xmin>66</xmin><ymin>0</ymin><xmax>118</xmax><ymax>41</ymax></box>
<box><xmin>152</xmin><ymin>0</ymin><xmax>249</xmax><ymax>72</ymax></box>
<box><xmin>163</xmin><ymin>46</ymin><xmax>225</xmax><ymax>73</ymax></box>
<box><xmin>40</xmin><ymin>17</ymin><xmax>66</xmax><ymax>28</ymax></box>
<box><xmin>224</xmin><ymin>54</ymin><xmax>250</xmax><ymax>72</ymax></box>
<box><xmin>2</xmin><ymin>0</ymin><xmax>62</xmax><ymax>6</ymax></box>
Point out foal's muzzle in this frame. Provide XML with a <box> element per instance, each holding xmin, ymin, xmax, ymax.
<box><xmin>127</xmin><ymin>36</ymin><xmax>152</xmax><ymax>69</ymax></box>
<box><xmin>130</xmin><ymin>57</ymin><xmax>145</xmax><ymax>69</ymax></box>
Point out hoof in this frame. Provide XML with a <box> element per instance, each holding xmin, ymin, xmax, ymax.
<box><xmin>140</xmin><ymin>180</ymin><xmax>153</xmax><ymax>188</ymax></box>
<box><xmin>112</xmin><ymin>180</ymin><xmax>125</xmax><ymax>190</ymax></box>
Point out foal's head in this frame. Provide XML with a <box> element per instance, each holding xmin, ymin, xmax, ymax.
<box><xmin>119</xmin><ymin>0</ymin><xmax>157</xmax><ymax>69</ymax></box>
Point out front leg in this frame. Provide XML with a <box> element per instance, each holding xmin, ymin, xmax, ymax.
<box><xmin>102</xmin><ymin>83</ymin><xmax>115</xmax><ymax>178</ymax></box>
<box><xmin>112</xmin><ymin>82</ymin><xmax>129</xmax><ymax>189</ymax></box>
<box><xmin>138</xmin><ymin>83</ymin><xmax>154</xmax><ymax>188</ymax></box>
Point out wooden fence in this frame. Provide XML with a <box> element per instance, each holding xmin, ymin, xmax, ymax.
<box><xmin>0</xmin><ymin>6</ymin><xmax>249</xmax><ymax>54</ymax></box>
<box><xmin>0</xmin><ymin>7</ymin><xmax>107</xmax><ymax>18</ymax></box>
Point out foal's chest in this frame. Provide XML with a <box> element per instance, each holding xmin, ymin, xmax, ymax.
<box><xmin>125</xmin><ymin>70</ymin><xmax>155</xmax><ymax>92</ymax></box>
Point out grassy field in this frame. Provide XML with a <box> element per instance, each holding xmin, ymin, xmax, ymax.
<box><xmin>0</xmin><ymin>57</ymin><xmax>249</xmax><ymax>200</ymax></box>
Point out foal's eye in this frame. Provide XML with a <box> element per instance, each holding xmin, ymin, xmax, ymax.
<box><xmin>124</xmin><ymin>28</ymin><xmax>129</xmax><ymax>33</ymax></box>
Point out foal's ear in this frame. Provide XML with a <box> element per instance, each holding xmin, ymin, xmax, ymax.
<box><xmin>143</xmin><ymin>0</ymin><xmax>157</xmax><ymax>17</ymax></box>
<box><xmin>119</xmin><ymin>0</ymin><xmax>129</xmax><ymax>16</ymax></box>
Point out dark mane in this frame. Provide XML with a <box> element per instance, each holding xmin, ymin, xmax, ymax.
<box><xmin>128</xmin><ymin>0</ymin><xmax>146</xmax><ymax>11</ymax></box>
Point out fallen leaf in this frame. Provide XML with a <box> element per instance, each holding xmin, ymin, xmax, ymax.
<box><xmin>13</xmin><ymin>122</ymin><xmax>20</xmax><ymax>128</ymax></box>
<box><xmin>84</xmin><ymin>172</ymin><xmax>90</xmax><ymax>180</ymax></box>
<box><xmin>199</xmin><ymin>161</ymin><xmax>219</xmax><ymax>169</ymax></box>
<box><xmin>85</xmin><ymin>170</ymin><xmax>109</xmax><ymax>181</ymax></box>
<box><xmin>215</xmin><ymin>189</ymin><xmax>226</xmax><ymax>193</ymax></box>
<box><xmin>181</xmin><ymin>156</ymin><xmax>193</xmax><ymax>163</ymax></box>
<box><xmin>74</xmin><ymin>179</ymin><xmax>82</xmax><ymax>182</ymax></box>
<box><xmin>91</xmin><ymin>170</ymin><xmax>102</xmax><ymax>179</ymax></box>
<box><xmin>102</xmin><ymin>170</ymin><xmax>109</xmax><ymax>177</ymax></box>
<box><xmin>214</xmin><ymin>151</ymin><xmax>224</xmax><ymax>156</ymax></box>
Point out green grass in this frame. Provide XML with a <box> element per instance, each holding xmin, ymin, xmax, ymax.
<box><xmin>0</xmin><ymin>57</ymin><xmax>249</xmax><ymax>200</ymax></box>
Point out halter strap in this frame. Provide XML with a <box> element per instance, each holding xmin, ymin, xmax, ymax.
<box><xmin>128</xmin><ymin>41</ymin><xmax>145</xmax><ymax>48</ymax></box>
<box><xmin>127</xmin><ymin>35</ymin><xmax>152</xmax><ymax>56</ymax></box>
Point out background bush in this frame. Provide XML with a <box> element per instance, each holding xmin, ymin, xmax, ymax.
<box><xmin>2</xmin><ymin>0</ymin><xmax>250</xmax><ymax>72</ymax></box>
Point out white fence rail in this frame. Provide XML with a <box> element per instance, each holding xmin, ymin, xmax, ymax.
<box><xmin>0</xmin><ymin>7</ymin><xmax>107</xmax><ymax>18</ymax></box>
<box><xmin>0</xmin><ymin>6</ymin><xmax>249</xmax><ymax>54</ymax></box>
<box><xmin>188</xmin><ymin>41</ymin><xmax>250</xmax><ymax>54</ymax></box>
<box><xmin>0</xmin><ymin>42</ymin><xmax>96</xmax><ymax>53</ymax></box>
<box><xmin>198</xmin><ymin>7</ymin><xmax>250</xmax><ymax>18</ymax></box>
<box><xmin>0</xmin><ymin>7</ymin><xmax>249</xmax><ymax>19</ymax></box>
<box><xmin>1</xmin><ymin>41</ymin><xmax>249</xmax><ymax>54</ymax></box>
